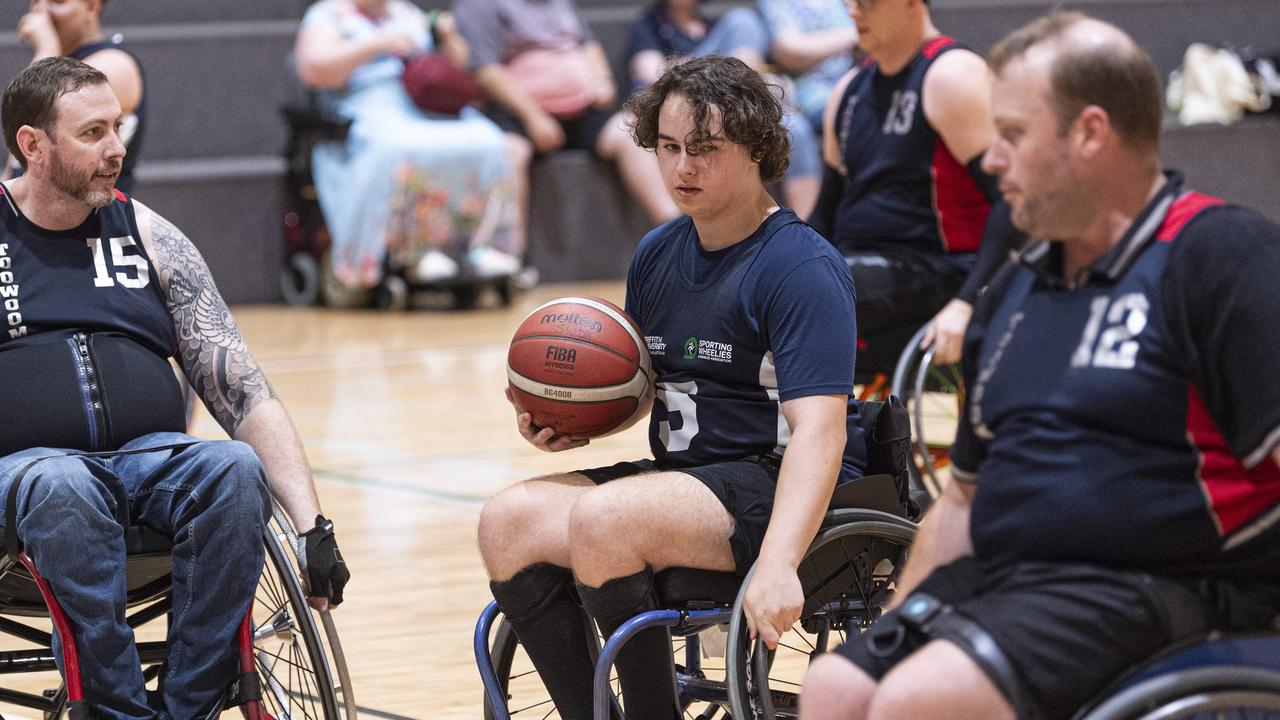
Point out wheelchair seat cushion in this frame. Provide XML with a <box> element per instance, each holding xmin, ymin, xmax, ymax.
<box><xmin>655</xmin><ymin>567</ymin><xmax>743</xmax><ymax>608</ymax></box>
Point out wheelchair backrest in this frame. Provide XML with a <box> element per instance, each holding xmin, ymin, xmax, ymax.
<box><xmin>856</xmin><ymin>395</ymin><xmax>911</xmax><ymax>503</ymax></box>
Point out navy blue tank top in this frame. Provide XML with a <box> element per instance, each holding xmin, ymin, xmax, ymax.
<box><xmin>830</xmin><ymin>36</ymin><xmax>989</xmax><ymax>260</ymax></box>
<box><xmin>0</xmin><ymin>184</ymin><xmax>184</xmax><ymax>455</ymax></box>
<box><xmin>72</xmin><ymin>38</ymin><xmax>146</xmax><ymax>194</ymax></box>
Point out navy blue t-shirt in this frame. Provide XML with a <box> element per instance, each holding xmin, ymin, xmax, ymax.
<box><xmin>625</xmin><ymin>209</ymin><xmax>868</xmax><ymax>480</ymax></box>
<box><xmin>953</xmin><ymin>176</ymin><xmax>1280</xmax><ymax>576</ymax></box>
<box><xmin>824</xmin><ymin>37</ymin><xmax>989</xmax><ymax>268</ymax></box>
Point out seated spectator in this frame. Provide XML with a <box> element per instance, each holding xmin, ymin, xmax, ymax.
<box><xmin>12</xmin><ymin>0</ymin><xmax>145</xmax><ymax>193</ymax></box>
<box><xmin>294</xmin><ymin>0</ymin><xmax>527</xmax><ymax>290</ymax></box>
<box><xmin>627</xmin><ymin>0</ymin><xmax>824</xmax><ymax>217</ymax></box>
<box><xmin>454</xmin><ymin>0</ymin><xmax>679</xmax><ymax>225</ymax></box>
<box><xmin>758</xmin><ymin>0</ymin><xmax>859</xmax><ymax>133</ymax></box>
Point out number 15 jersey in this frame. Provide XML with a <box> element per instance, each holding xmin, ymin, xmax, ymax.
<box><xmin>625</xmin><ymin>209</ymin><xmax>868</xmax><ymax>481</ymax></box>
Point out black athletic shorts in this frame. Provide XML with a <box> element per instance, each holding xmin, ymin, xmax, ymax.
<box><xmin>485</xmin><ymin>104</ymin><xmax>616</xmax><ymax>154</ymax></box>
<box><xmin>846</xmin><ymin>250</ymin><xmax>969</xmax><ymax>340</ymax></box>
<box><xmin>834</xmin><ymin>557</ymin><xmax>1213</xmax><ymax>720</ymax></box>
<box><xmin>577</xmin><ymin>454</ymin><xmax>781</xmax><ymax>575</ymax></box>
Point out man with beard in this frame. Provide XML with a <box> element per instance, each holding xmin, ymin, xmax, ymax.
<box><xmin>799</xmin><ymin>12</ymin><xmax>1280</xmax><ymax>720</ymax></box>
<box><xmin>12</xmin><ymin>0</ymin><xmax>146</xmax><ymax>193</ymax></box>
<box><xmin>0</xmin><ymin>57</ymin><xmax>350</xmax><ymax>719</ymax></box>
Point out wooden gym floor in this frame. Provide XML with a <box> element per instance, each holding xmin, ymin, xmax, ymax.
<box><xmin>211</xmin><ymin>281</ymin><xmax>648</xmax><ymax>719</ymax></box>
<box><xmin>0</xmin><ymin>279</ymin><xmax>956</xmax><ymax>719</ymax></box>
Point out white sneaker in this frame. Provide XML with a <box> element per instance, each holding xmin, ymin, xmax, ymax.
<box><xmin>467</xmin><ymin>247</ymin><xmax>521</xmax><ymax>278</ymax></box>
<box><xmin>413</xmin><ymin>249</ymin><xmax>459</xmax><ymax>283</ymax></box>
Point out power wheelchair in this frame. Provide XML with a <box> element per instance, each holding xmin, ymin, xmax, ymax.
<box><xmin>0</xmin><ymin>502</ymin><xmax>355</xmax><ymax>720</ymax></box>
<box><xmin>279</xmin><ymin>99</ymin><xmax>518</xmax><ymax>311</ymax></box>
<box><xmin>475</xmin><ymin>396</ymin><xmax>920</xmax><ymax>720</ymax></box>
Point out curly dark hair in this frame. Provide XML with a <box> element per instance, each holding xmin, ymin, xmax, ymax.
<box><xmin>625</xmin><ymin>55</ymin><xmax>790</xmax><ymax>183</ymax></box>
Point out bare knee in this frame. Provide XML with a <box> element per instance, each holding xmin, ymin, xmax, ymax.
<box><xmin>800</xmin><ymin>653</ymin><xmax>874</xmax><ymax>720</ymax></box>
<box><xmin>566</xmin><ymin>487</ymin><xmax>629</xmax><ymax>552</ymax></box>
<box><xmin>477</xmin><ymin>486</ymin><xmax>552</xmax><ymax>578</ymax></box>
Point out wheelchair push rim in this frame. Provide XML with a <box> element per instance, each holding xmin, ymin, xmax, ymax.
<box><xmin>726</xmin><ymin>510</ymin><xmax>917</xmax><ymax>719</ymax></box>
<box><xmin>252</xmin><ymin>512</ymin><xmax>352</xmax><ymax>720</ymax></box>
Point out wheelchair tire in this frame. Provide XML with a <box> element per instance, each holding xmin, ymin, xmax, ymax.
<box><xmin>254</xmin><ymin>513</ymin><xmax>352</xmax><ymax>720</ymax></box>
<box><xmin>374</xmin><ymin>275</ymin><xmax>410</xmax><ymax>311</ymax></box>
<box><xmin>281</xmin><ymin>252</ymin><xmax>321</xmax><ymax>307</ymax></box>
<box><xmin>726</xmin><ymin>510</ymin><xmax>917</xmax><ymax>720</ymax></box>
<box><xmin>891</xmin><ymin>324</ymin><xmax>963</xmax><ymax>500</ymax></box>
<box><xmin>1075</xmin><ymin>666</ymin><xmax>1280</xmax><ymax>720</ymax></box>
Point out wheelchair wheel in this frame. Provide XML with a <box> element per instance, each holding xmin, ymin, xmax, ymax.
<box><xmin>726</xmin><ymin>510</ymin><xmax>917</xmax><ymax>719</ymax></box>
<box><xmin>1076</xmin><ymin>666</ymin><xmax>1280</xmax><ymax>720</ymax></box>
<box><xmin>251</xmin><ymin>511</ymin><xmax>355</xmax><ymax>720</ymax></box>
<box><xmin>281</xmin><ymin>252</ymin><xmax>321</xmax><ymax>307</ymax></box>
<box><xmin>891</xmin><ymin>325</ymin><xmax>963</xmax><ymax>499</ymax></box>
<box><xmin>483</xmin><ymin>612</ymin><xmax>627</xmax><ymax>720</ymax></box>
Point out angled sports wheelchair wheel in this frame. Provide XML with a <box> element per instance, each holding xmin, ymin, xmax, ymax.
<box><xmin>891</xmin><ymin>325</ymin><xmax>963</xmax><ymax>499</ymax></box>
<box><xmin>726</xmin><ymin>509</ymin><xmax>917</xmax><ymax>719</ymax></box>
<box><xmin>1075</xmin><ymin>666</ymin><xmax>1280</xmax><ymax>720</ymax></box>
<box><xmin>483</xmin><ymin>611</ymin><xmax>629</xmax><ymax>720</ymax></box>
<box><xmin>253</xmin><ymin>509</ymin><xmax>356</xmax><ymax>720</ymax></box>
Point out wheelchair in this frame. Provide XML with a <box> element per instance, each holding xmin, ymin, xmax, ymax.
<box><xmin>855</xmin><ymin>323</ymin><xmax>963</xmax><ymax>500</ymax></box>
<box><xmin>475</xmin><ymin>397</ymin><xmax>919</xmax><ymax>720</ymax></box>
<box><xmin>1068</xmin><ymin>633</ymin><xmax>1280</xmax><ymax>720</ymax></box>
<box><xmin>0</xmin><ymin>503</ymin><xmax>356</xmax><ymax>720</ymax></box>
<box><xmin>279</xmin><ymin>101</ymin><xmax>518</xmax><ymax>311</ymax></box>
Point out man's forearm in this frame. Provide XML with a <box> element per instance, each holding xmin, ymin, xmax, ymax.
<box><xmin>234</xmin><ymin>398</ymin><xmax>323</xmax><ymax>532</ymax></box>
<box><xmin>891</xmin><ymin>480</ymin><xmax>974</xmax><ymax>605</ymax></box>
<box><xmin>771</xmin><ymin>28</ymin><xmax>858</xmax><ymax>75</ymax></box>
<box><xmin>756</xmin><ymin>425</ymin><xmax>843</xmax><ymax>571</ymax></box>
<box><xmin>475</xmin><ymin>64</ymin><xmax>545</xmax><ymax>125</ymax></box>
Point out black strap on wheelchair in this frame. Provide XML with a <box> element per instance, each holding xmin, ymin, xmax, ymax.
<box><xmin>4</xmin><ymin>442</ymin><xmax>198</xmax><ymax>564</ymax></box>
<box><xmin>213</xmin><ymin>670</ymin><xmax>262</xmax><ymax>717</ymax></box>
<box><xmin>895</xmin><ymin>593</ymin><xmax>1036</xmax><ymax>719</ymax></box>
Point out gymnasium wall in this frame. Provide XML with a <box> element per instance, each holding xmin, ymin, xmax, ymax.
<box><xmin>0</xmin><ymin>0</ymin><xmax>1277</xmax><ymax>302</ymax></box>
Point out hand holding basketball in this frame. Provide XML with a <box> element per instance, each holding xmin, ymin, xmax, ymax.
<box><xmin>507</xmin><ymin>296</ymin><xmax>654</xmax><ymax>441</ymax></box>
<box><xmin>504</xmin><ymin>386</ymin><xmax>591</xmax><ymax>452</ymax></box>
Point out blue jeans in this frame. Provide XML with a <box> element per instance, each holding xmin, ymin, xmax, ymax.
<box><xmin>0</xmin><ymin>432</ymin><xmax>270</xmax><ymax>720</ymax></box>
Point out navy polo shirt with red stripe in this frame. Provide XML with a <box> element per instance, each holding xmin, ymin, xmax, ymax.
<box><xmin>952</xmin><ymin>175</ymin><xmax>1280</xmax><ymax>576</ymax></box>
<box><xmin>828</xmin><ymin>36</ymin><xmax>990</xmax><ymax>265</ymax></box>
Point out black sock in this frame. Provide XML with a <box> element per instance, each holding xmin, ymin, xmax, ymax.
<box><xmin>490</xmin><ymin>564</ymin><xmax>599</xmax><ymax>720</ymax></box>
<box><xmin>576</xmin><ymin>569</ymin><xmax>681</xmax><ymax>720</ymax></box>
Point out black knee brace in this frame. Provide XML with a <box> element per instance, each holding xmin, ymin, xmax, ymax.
<box><xmin>888</xmin><ymin>593</ymin><xmax>1034</xmax><ymax>719</ymax></box>
<box><xmin>490</xmin><ymin>564</ymin><xmax>600</xmax><ymax>720</ymax></box>
<box><xmin>577</xmin><ymin>569</ymin><xmax>680</xmax><ymax>720</ymax></box>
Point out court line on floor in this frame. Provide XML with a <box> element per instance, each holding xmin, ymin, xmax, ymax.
<box><xmin>311</xmin><ymin>467</ymin><xmax>490</xmax><ymax>507</ymax></box>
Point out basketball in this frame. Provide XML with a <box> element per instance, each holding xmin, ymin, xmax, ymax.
<box><xmin>507</xmin><ymin>296</ymin><xmax>654</xmax><ymax>438</ymax></box>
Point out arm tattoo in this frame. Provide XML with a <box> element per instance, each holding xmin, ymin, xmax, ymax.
<box><xmin>150</xmin><ymin>212</ymin><xmax>276</xmax><ymax>436</ymax></box>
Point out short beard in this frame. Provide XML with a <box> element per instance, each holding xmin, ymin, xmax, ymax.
<box><xmin>49</xmin><ymin>152</ymin><xmax>116</xmax><ymax>209</ymax></box>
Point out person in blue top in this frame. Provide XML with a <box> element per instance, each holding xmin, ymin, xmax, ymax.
<box><xmin>479</xmin><ymin>55</ymin><xmax>866</xmax><ymax>720</ymax></box>
<box><xmin>800</xmin><ymin>13</ymin><xmax>1280</xmax><ymax>720</ymax></box>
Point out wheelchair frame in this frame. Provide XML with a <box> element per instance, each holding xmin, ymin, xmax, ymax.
<box><xmin>475</xmin><ymin>501</ymin><xmax>917</xmax><ymax>720</ymax></box>
<box><xmin>0</xmin><ymin>504</ymin><xmax>356</xmax><ymax>720</ymax></box>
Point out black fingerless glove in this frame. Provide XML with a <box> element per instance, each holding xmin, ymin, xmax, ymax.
<box><xmin>300</xmin><ymin>514</ymin><xmax>350</xmax><ymax>605</ymax></box>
